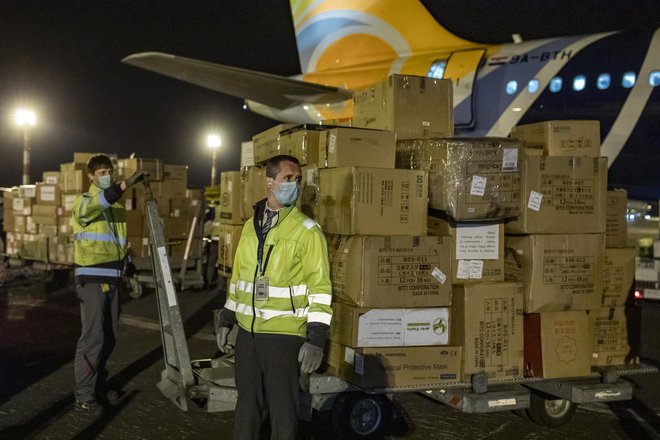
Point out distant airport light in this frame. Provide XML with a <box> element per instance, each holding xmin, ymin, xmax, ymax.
<box><xmin>242</xmin><ymin>104</ymin><xmax>248</xmax><ymax>110</ymax></box>
<box><xmin>634</xmin><ymin>290</ymin><xmax>643</xmax><ymax>299</ymax></box>
<box><xmin>512</xmin><ymin>107</ymin><xmax>522</xmax><ymax>112</ymax></box>
<box><xmin>15</xmin><ymin>108</ymin><xmax>36</xmax><ymax>126</ymax></box>
<box><xmin>14</xmin><ymin>107</ymin><xmax>36</xmax><ymax>185</ymax></box>
<box><xmin>207</xmin><ymin>134</ymin><xmax>221</xmax><ymax>186</ymax></box>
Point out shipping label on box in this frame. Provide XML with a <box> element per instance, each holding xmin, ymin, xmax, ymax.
<box><xmin>606</xmin><ymin>189</ymin><xmax>628</xmax><ymax>248</ymax></box>
<box><xmin>506</xmin><ymin>156</ymin><xmax>607</xmax><ymax>234</ymax></box>
<box><xmin>589</xmin><ymin>307</ymin><xmax>631</xmax><ymax>366</ymax></box>
<box><xmin>322</xmin><ymin>127</ymin><xmax>396</xmax><ymax>168</ymax></box>
<box><xmin>451</xmin><ymin>282</ymin><xmax>524</xmax><ymax>380</ymax></box>
<box><xmin>603</xmin><ymin>247</ymin><xmax>635</xmax><ymax>307</ymax></box>
<box><xmin>42</xmin><ymin>171</ymin><xmax>60</xmax><ymax>185</ymax></box>
<box><xmin>327</xmin><ymin>235</ymin><xmax>452</xmax><ymax>308</ymax></box>
<box><xmin>300</xmin><ymin>164</ymin><xmax>320</xmax><ymax>220</ymax></box>
<box><xmin>318</xmin><ymin>167</ymin><xmax>428</xmax><ymax>236</ymax></box>
<box><xmin>36</xmin><ymin>183</ymin><xmax>61</xmax><ymax>205</ymax></box>
<box><xmin>12</xmin><ymin>197</ymin><xmax>33</xmax><ymax>215</ymax></box>
<box><xmin>635</xmin><ymin>257</ymin><xmax>660</xmax><ymax>282</ymax></box>
<box><xmin>19</xmin><ymin>185</ymin><xmax>36</xmax><ymax>198</ymax></box>
<box><xmin>511</xmin><ymin>120</ymin><xmax>601</xmax><ymax>157</ymax></box>
<box><xmin>240</xmin><ymin>141</ymin><xmax>255</xmax><ymax>168</ymax></box>
<box><xmin>352</xmin><ymin>74</ymin><xmax>454</xmax><ymax>140</ymax></box>
<box><xmin>397</xmin><ymin>137</ymin><xmax>521</xmax><ymax>220</ymax></box>
<box><xmin>331</xmin><ymin>302</ymin><xmax>450</xmax><ymax>347</ymax></box>
<box><xmin>326</xmin><ymin>342</ymin><xmax>462</xmax><ymax>388</ymax></box>
<box><xmin>524</xmin><ymin>311</ymin><xmax>592</xmax><ymax>379</ymax></box>
<box><xmin>505</xmin><ymin>234</ymin><xmax>604</xmax><ymax>312</ymax></box>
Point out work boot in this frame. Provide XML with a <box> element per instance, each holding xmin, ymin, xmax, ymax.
<box><xmin>75</xmin><ymin>400</ymin><xmax>103</xmax><ymax>415</ymax></box>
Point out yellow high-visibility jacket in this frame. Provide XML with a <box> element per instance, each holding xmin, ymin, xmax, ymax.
<box><xmin>225</xmin><ymin>200</ymin><xmax>332</xmax><ymax>345</ymax></box>
<box><xmin>72</xmin><ymin>183</ymin><xmax>127</xmax><ymax>284</ymax></box>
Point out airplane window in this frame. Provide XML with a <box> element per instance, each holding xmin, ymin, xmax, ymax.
<box><xmin>573</xmin><ymin>75</ymin><xmax>586</xmax><ymax>91</ymax></box>
<box><xmin>427</xmin><ymin>60</ymin><xmax>447</xmax><ymax>79</ymax></box>
<box><xmin>506</xmin><ymin>80</ymin><xmax>518</xmax><ymax>95</ymax></box>
<box><xmin>527</xmin><ymin>79</ymin><xmax>539</xmax><ymax>93</ymax></box>
<box><xmin>597</xmin><ymin>73</ymin><xmax>611</xmax><ymax>90</ymax></box>
<box><xmin>549</xmin><ymin>77</ymin><xmax>562</xmax><ymax>92</ymax></box>
<box><xmin>651</xmin><ymin>71</ymin><xmax>660</xmax><ymax>87</ymax></box>
<box><xmin>622</xmin><ymin>71</ymin><xmax>636</xmax><ymax>88</ymax></box>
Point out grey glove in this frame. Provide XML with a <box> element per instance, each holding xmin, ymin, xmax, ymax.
<box><xmin>216</xmin><ymin>326</ymin><xmax>234</xmax><ymax>354</ymax></box>
<box><xmin>298</xmin><ymin>342</ymin><xmax>323</xmax><ymax>374</ymax></box>
<box><xmin>124</xmin><ymin>170</ymin><xmax>146</xmax><ymax>188</ymax></box>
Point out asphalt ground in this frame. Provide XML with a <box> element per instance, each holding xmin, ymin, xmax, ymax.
<box><xmin>1</xmin><ymin>275</ymin><xmax>660</xmax><ymax>439</ymax></box>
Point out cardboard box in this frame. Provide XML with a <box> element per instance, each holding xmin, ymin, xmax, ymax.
<box><xmin>241</xmin><ymin>165</ymin><xmax>267</xmax><ymax>221</ymax></box>
<box><xmin>320</xmin><ymin>127</ymin><xmax>395</xmax><ymax>168</ymax></box>
<box><xmin>524</xmin><ymin>311</ymin><xmax>592</xmax><ymax>378</ymax></box>
<box><xmin>505</xmin><ymin>234</ymin><xmax>605</xmax><ymax>312</ymax></box>
<box><xmin>117</xmin><ymin>158</ymin><xmax>163</xmax><ymax>182</ymax></box>
<box><xmin>19</xmin><ymin>185</ymin><xmax>36</xmax><ymax>198</ymax></box>
<box><xmin>606</xmin><ymin>189</ymin><xmax>628</xmax><ymax>248</ymax></box>
<box><xmin>59</xmin><ymin>216</ymin><xmax>73</xmax><ymax>236</ymax></box>
<box><xmin>511</xmin><ymin>120</ymin><xmax>601</xmax><ymax>157</ymax></box>
<box><xmin>32</xmin><ymin>204</ymin><xmax>61</xmax><ymax>218</ymax></box>
<box><xmin>5</xmin><ymin>232</ymin><xmax>22</xmax><ymax>255</ymax></box>
<box><xmin>318</xmin><ymin>167</ymin><xmax>428</xmax><ymax>236</ymax></box>
<box><xmin>217</xmin><ymin>223</ymin><xmax>244</xmax><ymax>277</ymax></box>
<box><xmin>151</xmin><ymin>180</ymin><xmax>187</xmax><ymax>198</ymax></box>
<box><xmin>603</xmin><ymin>247</ymin><xmax>636</xmax><ymax>307</ymax></box>
<box><xmin>352</xmin><ymin>74</ymin><xmax>454</xmax><ymax>140</ymax></box>
<box><xmin>252</xmin><ymin>123</ymin><xmax>295</xmax><ymax>164</ymax></box>
<box><xmin>21</xmin><ymin>234</ymin><xmax>48</xmax><ymax>261</ymax></box>
<box><xmin>36</xmin><ymin>183</ymin><xmax>61</xmax><ymax>206</ymax></box>
<box><xmin>163</xmin><ymin>164</ymin><xmax>188</xmax><ymax>184</ymax></box>
<box><xmin>13</xmin><ymin>216</ymin><xmax>26</xmax><ymax>234</ymax></box>
<box><xmin>300</xmin><ymin>164</ymin><xmax>319</xmax><ymax>220</ymax></box>
<box><xmin>60</xmin><ymin>162</ymin><xmax>89</xmax><ymax>193</ymax></box>
<box><xmin>128</xmin><ymin>236</ymin><xmax>150</xmax><ymax>258</ymax></box>
<box><xmin>505</xmin><ymin>156</ymin><xmax>607</xmax><ymax>234</ymax></box>
<box><xmin>327</xmin><ymin>235</ymin><xmax>452</xmax><ymax>308</ymax></box>
<box><xmin>427</xmin><ymin>216</ymin><xmax>505</xmax><ymax>284</ymax></box>
<box><xmin>589</xmin><ymin>307</ymin><xmax>632</xmax><ymax>366</ymax></box>
<box><xmin>42</xmin><ymin>171</ymin><xmax>60</xmax><ymax>185</ymax></box>
<box><xmin>326</xmin><ymin>342</ymin><xmax>462</xmax><ymax>388</ymax></box>
<box><xmin>397</xmin><ymin>138</ymin><xmax>521</xmax><ymax>220</ymax></box>
<box><xmin>451</xmin><ymin>282</ymin><xmax>525</xmax><ymax>380</ymax></box>
<box><xmin>170</xmin><ymin>237</ymin><xmax>203</xmax><ymax>259</ymax></box>
<box><xmin>331</xmin><ymin>302</ymin><xmax>450</xmax><ymax>347</ymax></box>
<box><xmin>39</xmin><ymin>224</ymin><xmax>58</xmax><ymax>236</ymax></box>
<box><xmin>219</xmin><ymin>171</ymin><xmax>243</xmax><ymax>225</ymax></box>
<box><xmin>278</xmin><ymin>125</ymin><xmax>322</xmax><ymax>166</ymax></box>
<box><xmin>25</xmin><ymin>217</ymin><xmax>38</xmax><ymax>234</ymax></box>
<box><xmin>61</xmin><ymin>194</ymin><xmax>78</xmax><ymax>213</ymax></box>
<box><xmin>74</xmin><ymin>152</ymin><xmax>115</xmax><ymax>165</ymax></box>
<box><xmin>12</xmin><ymin>197</ymin><xmax>33</xmax><ymax>215</ymax></box>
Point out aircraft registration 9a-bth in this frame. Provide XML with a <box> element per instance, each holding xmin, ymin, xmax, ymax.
<box><xmin>123</xmin><ymin>0</ymin><xmax>660</xmax><ymax>201</ymax></box>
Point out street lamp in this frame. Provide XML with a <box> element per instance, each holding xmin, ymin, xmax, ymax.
<box><xmin>207</xmin><ymin>134</ymin><xmax>221</xmax><ymax>186</ymax></box>
<box><xmin>15</xmin><ymin>108</ymin><xmax>36</xmax><ymax>185</ymax></box>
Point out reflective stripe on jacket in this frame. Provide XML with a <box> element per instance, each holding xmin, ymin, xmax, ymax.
<box><xmin>226</xmin><ymin>201</ymin><xmax>332</xmax><ymax>338</ymax></box>
<box><xmin>72</xmin><ymin>184</ymin><xmax>127</xmax><ymax>282</ymax></box>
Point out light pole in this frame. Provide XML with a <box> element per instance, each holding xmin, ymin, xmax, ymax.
<box><xmin>207</xmin><ymin>134</ymin><xmax>221</xmax><ymax>186</ymax></box>
<box><xmin>15</xmin><ymin>108</ymin><xmax>36</xmax><ymax>185</ymax></box>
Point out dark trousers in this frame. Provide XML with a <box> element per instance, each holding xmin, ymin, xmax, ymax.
<box><xmin>234</xmin><ymin>328</ymin><xmax>303</xmax><ymax>440</ymax></box>
<box><xmin>74</xmin><ymin>282</ymin><xmax>119</xmax><ymax>403</ymax></box>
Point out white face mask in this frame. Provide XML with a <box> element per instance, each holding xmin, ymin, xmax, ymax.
<box><xmin>97</xmin><ymin>174</ymin><xmax>113</xmax><ymax>189</ymax></box>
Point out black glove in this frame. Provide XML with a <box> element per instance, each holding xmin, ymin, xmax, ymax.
<box><xmin>124</xmin><ymin>170</ymin><xmax>146</xmax><ymax>188</ymax></box>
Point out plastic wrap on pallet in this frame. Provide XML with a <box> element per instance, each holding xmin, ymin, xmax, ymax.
<box><xmin>396</xmin><ymin>137</ymin><xmax>521</xmax><ymax>221</ymax></box>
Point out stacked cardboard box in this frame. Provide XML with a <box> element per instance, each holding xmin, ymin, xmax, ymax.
<box><xmin>215</xmin><ymin>171</ymin><xmax>245</xmax><ymax>278</ymax></box>
<box><xmin>505</xmin><ymin>120</ymin><xmax>624</xmax><ymax>378</ymax></box>
<box><xmin>2</xmin><ymin>154</ymin><xmax>202</xmax><ymax>267</ymax></box>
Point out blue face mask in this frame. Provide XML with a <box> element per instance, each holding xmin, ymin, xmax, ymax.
<box><xmin>274</xmin><ymin>181</ymin><xmax>300</xmax><ymax>206</ymax></box>
<box><xmin>97</xmin><ymin>174</ymin><xmax>113</xmax><ymax>189</ymax></box>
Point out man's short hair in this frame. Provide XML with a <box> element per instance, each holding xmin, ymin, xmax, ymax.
<box><xmin>265</xmin><ymin>155</ymin><xmax>300</xmax><ymax>179</ymax></box>
<box><xmin>87</xmin><ymin>154</ymin><xmax>114</xmax><ymax>175</ymax></box>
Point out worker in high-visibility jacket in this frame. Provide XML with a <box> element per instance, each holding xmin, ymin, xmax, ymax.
<box><xmin>72</xmin><ymin>154</ymin><xmax>145</xmax><ymax>414</ymax></box>
<box><xmin>216</xmin><ymin>154</ymin><xmax>332</xmax><ymax>440</ymax></box>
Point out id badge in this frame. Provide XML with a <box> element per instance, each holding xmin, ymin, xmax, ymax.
<box><xmin>255</xmin><ymin>276</ymin><xmax>269</xmax><ymax>300</ymax></box>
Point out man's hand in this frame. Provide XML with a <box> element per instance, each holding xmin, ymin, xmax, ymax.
<box><xmin>298</xmin><ymin>342</ymin><xmax>323</xmax><ymax>374</ymax></box>
<box><xmin>216</xmin><ymin>326</ymin><xmax>234</xmax><ymax>354</ymax></box>
<box><xmin>123</xmin><ymin>170</ymin><xmax>147</xmax><ymax>189</ymax></box>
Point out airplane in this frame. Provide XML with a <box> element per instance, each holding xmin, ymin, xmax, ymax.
<box><xmin>123</xmin><ymin>0</ymin><xmax>660</xmax><ymax>202</ymax></box>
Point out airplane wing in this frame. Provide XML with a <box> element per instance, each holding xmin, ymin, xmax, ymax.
<box><xmin>122</xmin><ymin>52</ymin><xmax>353</xmax><ymax>110</ymax></box>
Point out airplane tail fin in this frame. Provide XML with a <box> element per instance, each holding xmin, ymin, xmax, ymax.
<box><xmin>289</xmin><ymin>0</ymin><xmax>475</xmax><ymax>75</ymax></box>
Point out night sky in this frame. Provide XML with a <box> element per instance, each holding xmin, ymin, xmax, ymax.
<box><xmin>2</xmin><ymin>0</ymin><xmax>660</xmax><ymax>189</ymax></box>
